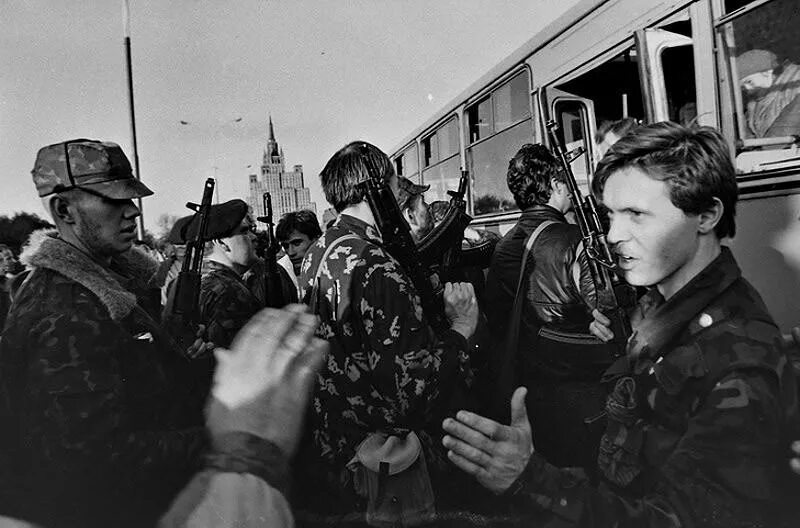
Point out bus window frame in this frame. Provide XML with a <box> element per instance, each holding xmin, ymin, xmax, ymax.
<box><xmin>464</xmin><ymin>68</ymin><xmax>532</xmax><ymax>146</ymax></box>
<box><xmin>421</xmin><ymin>115</ymin><xmax>461</xmax><ymax>176</ymax></box>
<box><xmin>393</xmin><ymin>142</ymin><xmax>421</xmax><ymax>182</ymax></box>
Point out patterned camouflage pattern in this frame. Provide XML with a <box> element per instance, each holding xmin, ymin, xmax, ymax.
<box><xmin>0</xmin><ymin>235</ymin><xmax>205</xmax><ymax>527</ymax></box>
<box><xmin>31</xmin><ymin>138</ymin><xmax>153</xmax><ymax>199</ymax></box>
<box><xmin>295</xmin><ymin>213</ymin><xmax>472</xmax><ymax>509</ymax></box>
<box><xmin>510</xmin><ymin>247</ymin><xmax>799</xmax><ymax>527</ymax></box>
<box><xmin>199</xmin><ymin>260</ymin><xmax>263</xmax><ymax>349</ymax></box>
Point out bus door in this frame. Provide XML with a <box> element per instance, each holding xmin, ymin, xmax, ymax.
<box><xmin>543</xmin><ymin>87</ymin><xmax>597</xmax><ymax>194</ymax></box>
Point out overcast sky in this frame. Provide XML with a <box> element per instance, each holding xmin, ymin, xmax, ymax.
<box><xmin>1</xmin><ymin>0</ymin><xmax>581</xmax><ymax>234</ymax></box>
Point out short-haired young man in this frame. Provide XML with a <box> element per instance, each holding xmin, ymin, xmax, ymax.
<box><xmin>295</xmin><ymin>141</ymin><xmax>479</xmax><ymax>517</ymax></box>
<box><xmin>442</xmin><ymin>122</ymin><xmax>798</xmax><ymax>527</ymax></box>
<box><xmin>275</xmin><ymin>209</ymin><xmax>321</xmax><ymax>296</ymax></box>
<box><xmin>484</xmin><ymin>143</ymin><xmax>609</xmax><ymax>467</ymax></box>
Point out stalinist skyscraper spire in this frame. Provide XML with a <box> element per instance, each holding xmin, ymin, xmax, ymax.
<box><xmin>248</xmin><ymin>114</ymin><xmax>316</xmax><ymax>219</ymax></box>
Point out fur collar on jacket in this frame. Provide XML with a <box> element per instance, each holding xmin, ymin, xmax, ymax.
<box><xmin>19</xmin><ymin>229</ymin><xmax>159</xmax><ymax>321</ymax></box>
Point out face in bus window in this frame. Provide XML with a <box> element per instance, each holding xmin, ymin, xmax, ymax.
<box><xmin>740</xmin><ymin>70</ymin><xmax>775</xmax><ymax>100</ymax></box>
<box><xmin>602</xmin><ymin>166</ymin><xmax>709</xmax><ymax>300</ymax></box>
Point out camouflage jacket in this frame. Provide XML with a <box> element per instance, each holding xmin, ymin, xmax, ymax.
<box><xmin>199</xmin><ymin>260</ymin><xmax>263</xmax><ymax>349</ymax></box>
<box><xmin>509</xmin><ymin>247</ymin><xmax>799</xmax><ymax>527</ymax></box>
<box><xmin>0</xmin><ymin>230</ymin><xmax>206</xmax><ymax>528</ymax></box>
<box><xmin>299</xmin><ymin>214</ymin><xmax>472</xmax><ymax>468</ymax></box>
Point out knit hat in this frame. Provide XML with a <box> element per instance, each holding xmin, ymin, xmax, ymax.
<box><xmin>737</xmin><ymin>49</ymin><xmax>778</xmax><ymax>80</ymax></box>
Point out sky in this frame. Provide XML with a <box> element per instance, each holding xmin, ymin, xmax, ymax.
<box><xmin>1</xmin><ymin>0</ymin><xmax>582</xmax><ymax>235</ymax></box>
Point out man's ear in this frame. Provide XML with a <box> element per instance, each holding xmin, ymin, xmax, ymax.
<box><xmin>214</xmin><ymin>239</ymin><xmax>231</xmax><ymax>253</ymax></box>
<box><xmin>401</xmin><ymin>206</ymin><xmax>416</xmax><ymax>226</ymax></box>
<box><xmin>698</xmin><ymin>197</ymin><xmax>724</xmax><ymax>235</ymax></box>
<box><xmin>51</xmin><ymin>195</ymin><xmax>77</xmax><ymax>225</ymax></box>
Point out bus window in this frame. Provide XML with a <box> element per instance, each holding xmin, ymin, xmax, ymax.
<box><xmin>421</xmin><ymin>117</ymin><xmax>461</xmax><ymax>202</ymax></box>
<box><xmin>466</xmin><ymin>97</ymin><xmax>493</xmax><ymax>143</ymax></box>
<box><xmin>394</xmin><ymin>144</ymin><xmax>419</xmax><ymax>181</ymax></box>
<box><xmin>466</xmin><ymin>70</ymin><xmax>531</xmax><ymax>145</ymax></box>
<box><xmin>637</xmin><ymin>21</ymin><xmax>697</xmax><ymax>125</ymax></box>
<box><xmin>662</xmin><ymin>45</ymin><xmax>697</xmax><ymax>125</ymax></box>
<box><xmin>465</xmin><ymin>69</ymin><xmax>533</xmax><ymax>216</ymax></box>
<box><xmin>718</xmin><ymin>0</ymin><xmax>800</xmax><ymax>171</ymax></box>
<box><xmin>557</xmin><ymin>48</ymin><xmax>645</xmax><ymax>127</ymax></box>
<box><xmin>551</xmin><ymin>47</ymin><xmax>646</xmax><ymax>169</ymax></box>
<box><xmin>494</xmin><ymin>72</ymin><xmax>530</xmax><ymax>131</ymax></box>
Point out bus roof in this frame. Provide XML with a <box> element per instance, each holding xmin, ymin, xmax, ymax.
<box><xmin>390</xmin><ymin>0</ymin><xmax>610</xmax><ymax>154</ymax></box>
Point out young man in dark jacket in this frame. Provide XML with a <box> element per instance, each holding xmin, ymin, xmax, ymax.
<box><xmin>443</xmin><ymin>122</ymin><xmax>799</xmax><ymax>527</ymax></box>
<box><xmin>485</xmin><ymin>144</ymin><xmax>610</xmax><ymax>467</ymax></box>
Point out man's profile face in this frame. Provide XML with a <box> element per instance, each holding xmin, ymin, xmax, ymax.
<box><xmin>281</xmin><ymin>229</ymin><xmax>316</xmax><ymax>274</ymax></box>
<box><xmin>406</xmin><ymin>195</ymin><xmax>434</xmax><ymax>241</ymax></box>
<box><xmin>72</xmin><ymin>190</ymin><xmax>141</xmax><ymax>258</ymax></box>
<box><xmin>740</xmin><ymin>70</ymin><xmax>774</xmax><ymax>99</ymax></box>
<box><xmin>602</xmin><ymin>166</ymin><xmax>702</xmax><ymax>300</ymax></box>
<box><xmin>224</xmin><ymin>215</ymin><xmax>257</xmax><ymax>267</ymax></box>
<box><xmin>0</xmin><ymin>248</ymin><xmax>15</xmax><ymax>275</ymax></box>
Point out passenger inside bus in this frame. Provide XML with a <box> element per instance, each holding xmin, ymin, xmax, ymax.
<box><xmin>738</xmin><ymin>48</ymin><xmax>800</xmax><ymax>138</ymax></box>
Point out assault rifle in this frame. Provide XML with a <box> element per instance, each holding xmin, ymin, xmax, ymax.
<box><xmin>164</xmin><ymin>178</ymin><xmax>215</xmax><ymax>326</ymax></box>
<box><xmin>417</xmin><ymin>169</ymin><xmax>472</xmax><ymax>284</ymax></box>
<box><xmin>354</xmin><ymin>147</ymin><xmax>448</xmax><ymax>333</ymax></box>
<box><xmin>255</xmin><ymin>192</ymin><xmax>287</xmax><ymax>308</ymax></box>
<box><xmin>546</xmin><ymin>120</ymin><xmax>635</xmax><ymax>356</ymax></box>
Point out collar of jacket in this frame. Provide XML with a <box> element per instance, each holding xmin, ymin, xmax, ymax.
<box><xmin>18</xmin><ymin>228</ymin><xmax>159</xmax><ymax>321</ymax></box>
<box><xmin>335</xmin><ymin>213</ymin><xmax>384</xmax><ymax>246</ymax></box>
<box><xmin>627</xmin><ymin>246</ymin><xmax>740</xmax><ymax>361</ymax></box>
<box><xmin>206</xmin><ymin>259</ymin><xmax>249</xmax><ymax>283</ymax></box>
<box><xmin>518</xmin><ymin>204</ymin><xmax>567</xmax><ymax>225</ymax></box>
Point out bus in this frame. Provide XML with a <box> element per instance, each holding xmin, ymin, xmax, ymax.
<box><xmin>389</xmin><ymin>0</ymin><xmax>800</xmax><ymax>332</ymax></box>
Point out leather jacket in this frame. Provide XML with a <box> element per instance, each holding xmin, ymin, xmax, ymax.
<box><xmin>486</xmin><ymin>205</ymin><xmax>596</xmax><ymax>344</ymax></box>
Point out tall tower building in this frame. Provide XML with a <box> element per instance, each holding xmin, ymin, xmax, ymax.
<box><xmin>248</xmin><ymin>116</ymin><xmax>317</xmax><ymax>220</ymax></box>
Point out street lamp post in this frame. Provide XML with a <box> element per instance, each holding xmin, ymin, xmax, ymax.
<box><xmin>122</xmin><ymin>0</ymin><xmax>145</xmax><ymax>240</ymax></box>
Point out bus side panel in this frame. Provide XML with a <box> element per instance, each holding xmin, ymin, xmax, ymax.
<box><xmin>728</xmin><ymin>192</ymin><xmax>800</xmax><ymax>332</ymax></box>
<box><xmin>528</xmin><ymin>0</ymin><xmax>691</xmax><ymax>86</ymax></box>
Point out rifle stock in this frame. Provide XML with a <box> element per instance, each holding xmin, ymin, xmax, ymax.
<box><xmin>545</xmin><ymin>120</ymin><xmax>634</xmax><ymax>355</ymax></box>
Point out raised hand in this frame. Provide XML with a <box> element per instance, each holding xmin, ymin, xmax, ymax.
<box><xmin>442</xmin><ymin>387</ymin><xmax>533</xmax><ymax>494</ymax></box>
<box><xmin>208</xmin><ymin>304</ymin><xmax>327</xmax><ymax>457</ymax></box>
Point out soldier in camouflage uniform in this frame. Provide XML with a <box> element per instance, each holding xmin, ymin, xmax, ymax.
<box><xmin>442</xmin><ymin>123</ymin><xmax>799</xmax><ymax>527</ymax></box>
<box><xmin>196</xmin><ymin>199</ymin><xmax>262</xmax><ymax>349</ymax></box>
<box><xmin>295</xmin><ymin>141</ymin><xmax>480</xmax><ymax>519</ymax></box>
<box><xmin>0</xmin><ymin>139</ymin><xmax>207</xmax><ymax>528</ymax></box>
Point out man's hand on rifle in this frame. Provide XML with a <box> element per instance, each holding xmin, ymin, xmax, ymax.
<box><xmin>444</xmin><ymin>282</ymin><xmax>479</xmax><ymax>340</ymax></box>
<box><xmin>589</xmin><ymin>308</ymin><xmax>614</xmax><ymax>343</ymax></box>
<box><xmin>182</xmin><ymin>323</ymin><xmax>215</xmax><ymax>360</ymax></box>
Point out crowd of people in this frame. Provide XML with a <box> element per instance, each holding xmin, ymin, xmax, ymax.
<box><xmin>0</xmin><ymin>120</ymin><xmax>799</xmax><ymax>528</ymax></box>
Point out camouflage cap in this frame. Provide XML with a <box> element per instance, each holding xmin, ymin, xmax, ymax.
<box><xmin>397</xmin><ymin>176</ymin><xmax>430</xmax><ymax>210</ymax></box>
<box><xmin>32</xmin><ymin>139</ymin><xmax>153</xmax><ymax>199</ymax></box>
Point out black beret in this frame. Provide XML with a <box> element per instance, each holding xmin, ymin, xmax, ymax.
<box><xmin>168</xmin><ymin>199</ymin><xmax>249</xmax><ymax>244</ymax></box>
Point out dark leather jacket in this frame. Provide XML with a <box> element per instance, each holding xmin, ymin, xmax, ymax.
<box><xmin>485</xmin><ymin>205</ymin><xmax>596</xmax><ymax>346</ymax></box>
